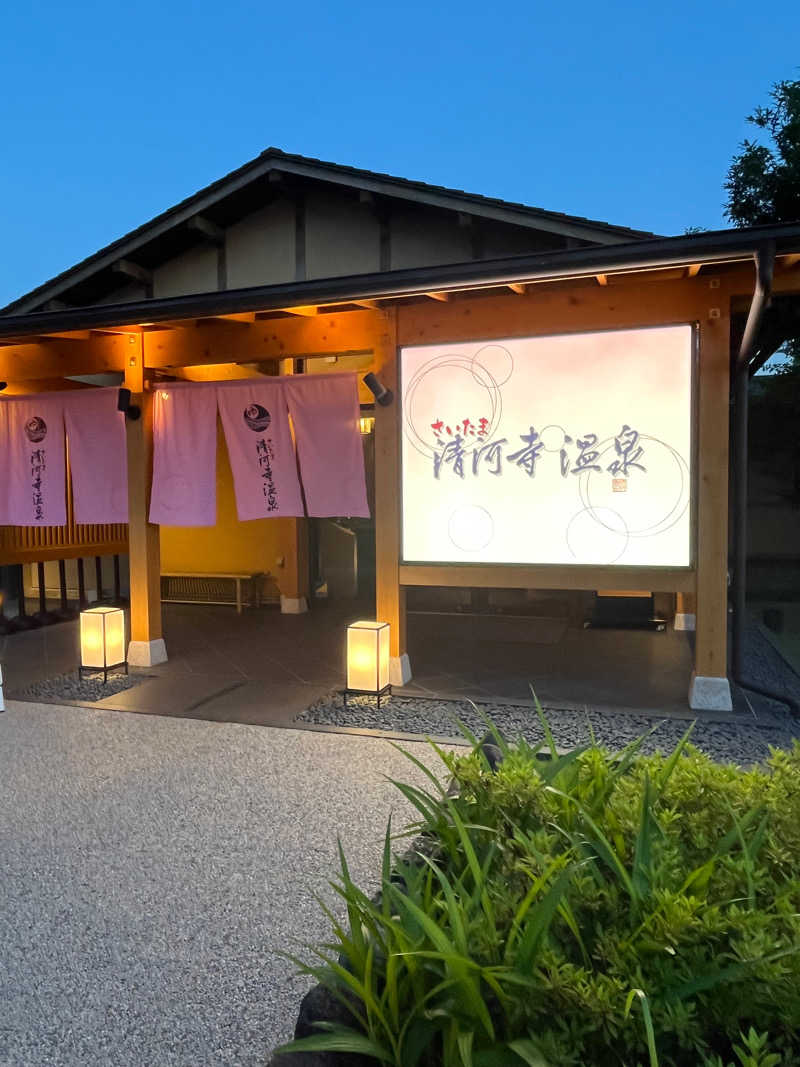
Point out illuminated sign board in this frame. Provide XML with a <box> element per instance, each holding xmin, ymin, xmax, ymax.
<box><xmin>400</xmin><ymin>325</ymin><xmax>693</xmax><ymax>568</ymax></box>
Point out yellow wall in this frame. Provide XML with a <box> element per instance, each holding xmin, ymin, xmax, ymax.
<box><xmin>159</xmin><ymin>421</ymin><xmax>291</xmax><ymax>597</ymax></box>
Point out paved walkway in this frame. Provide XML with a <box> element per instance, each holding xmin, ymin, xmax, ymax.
<box><xmin>2</xmin><ymin>599</ymin><xmax>698</xmax><ymax>721</ymax></box>
<box><xmin>0</xmin><ymin>702</ymin><xmax>437</xmax><ymax>1066</ymax></box>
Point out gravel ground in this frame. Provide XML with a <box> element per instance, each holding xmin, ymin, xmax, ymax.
<box><xmin>0</xmin><ymin>702</ymin><xmax>440</xmax><ymax>1067</ymax></box>
<box><xmin>298</xmin><ymin>622</ymin><xmax>800</xmax><ymax>765</ymax></box>
<box><xmin>11</xmin><ymin>669</ymin><xmax>147</xmax><ymax>703</ymax></box>
<box><xmin>299</xmin><ymin>693</ymin><xmax>800</xmax><ymax>764</ymax></box>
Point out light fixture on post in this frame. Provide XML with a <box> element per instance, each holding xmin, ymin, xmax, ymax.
<box><xmin>80</xmin><ymin>606</ymin><xmax>127</xmax><ymax>683</ymax></box>
<box><xmin>362</xmin><ymin>373</ymin><xmax>393</xmax><ymax>407</ymax></box>
<box><xmin>345</xmin><ymin>620</ymin><xmax>391</xmax><ymax>707</ymax></box>
<box><xmin>117</xmin><ymin>387</ymin><xmax>141</xmax><ymax>421</ymax></box>
<box><xmin>359</xmin><ymin>415</ymin><xmax>375</xmax><ymax>435</ymax></box>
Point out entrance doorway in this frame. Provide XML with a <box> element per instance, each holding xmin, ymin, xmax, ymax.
<box><xmin>309</xmin><ymin>410</ymin><xmax>376</xmax><ymax>603</ymax></box>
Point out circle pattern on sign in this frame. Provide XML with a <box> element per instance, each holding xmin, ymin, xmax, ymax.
<box><xmin>470</xmin><ymin>344</ymin><xmax>514</xmax><ymax>387</ymax></box>
<box><xmin>448</xmin><ymin>504</ymin><xmax>495</xmax><ymax>553</ymax></box>
<box><xmin>566</xmin><ymin>507</ymin><xmax>630</xmax><ymax>564</ymax></box>
<box><xmin>403</xmin><ymin>345</ymin><xmax>514</xmax><ymax>460</ymax></box>
<box><xmin>576</xmin><ymin>435</ymin><xmax>689</xmax><ymax>540</ymax></box>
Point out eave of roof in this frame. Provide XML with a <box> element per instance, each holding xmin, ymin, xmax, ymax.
<box><xmin>1</xmin><ymin>147</ymin><xmax>656</xmax><ymax>315</ymax></box>
<box><xmin>0</xmin><ymin>222</ymin><xmax>797</xmax><ymax>342</ymax></box>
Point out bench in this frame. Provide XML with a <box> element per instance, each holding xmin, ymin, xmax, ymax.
<box><xmin>160</xmin><ymin>572</ymin><xmax>264</xmax><ymax>614</ymax></box>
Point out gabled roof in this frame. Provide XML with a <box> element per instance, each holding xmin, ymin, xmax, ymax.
<box><xmin>0</xmin><ymin>221</ymin><xmax>798</xmax><ymax>342</ymax></box>
<box><xmin>2</xmin><ymin>147</ymin><xmax>656</xmax><ymax>315</ymax></box>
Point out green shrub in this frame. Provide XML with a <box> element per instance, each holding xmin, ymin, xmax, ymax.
<box><xmin>277</xmin><ymin>710</ymin><xmax>800</xmax><ymax>1066</ymax></box>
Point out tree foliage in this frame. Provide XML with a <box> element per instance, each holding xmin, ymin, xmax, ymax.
<box><xmin>725</xmin><ymin>79</ymin><xmax>800</xmax><ymax>227</ymax></box>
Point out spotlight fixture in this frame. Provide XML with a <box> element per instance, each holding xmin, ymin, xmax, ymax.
<box><xmin>362</xmin><ymin>372</ymin><xmax>393</xmax><ymax>407</ymax></box>
<box><xmin>117</xmin><ymin>387</ymin><xmax>141</xmax><ymax>421</ymax></box>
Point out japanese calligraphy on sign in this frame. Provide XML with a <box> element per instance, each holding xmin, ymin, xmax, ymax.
<box><xmin>401</xmin><ymin>327</ymin><xmax>693</xmax><ymax>567</ymax></box>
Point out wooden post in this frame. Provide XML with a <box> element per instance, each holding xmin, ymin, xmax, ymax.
<box><xmin>690</xmin><ymin>315</ymin><xmax>731</xmax><ymax>710</ymax></box>
<box><xmin>675</xmin><ymin>592</ymin><xmax>696</xmax><ymax>631</ymax></box>
<box><xmin>125</xmin><ymin>336</ymin><xmax>166</xmax><ymax>665</ymax></box>
<box><xmin>279</xmin><ymin>360</ymin><xmax>310</xmax><ymax>613</ymax></box>
<box><xmin>279</xmin><ymin>518</ymin><xmax>310</xmax><ymax>613</ymax></box>
<box><xmin>374</xmin><ymin>308</ymin><xmax>410</xmax><ymax>684</ymax></box>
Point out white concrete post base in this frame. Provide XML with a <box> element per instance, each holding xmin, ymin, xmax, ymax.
<box><xmin>0</xmin><ymin>663</ymin><xmax>5</xmax><ymax>711</ymax></box>
<box><xmin>674</xmin><ymin>613</ymin><xmax>696</xmax><ymax>632</ymax></box>
<box><xmin>688</xmin><ymin>672</ymin><xmax>732</xmax><ymax>712</ymax></box>
<box><xmin>390</xmin><ymin>653</ymin><xmax>412</xmax><ymax>687</ymax></box>
<box><xmin>127</xmin><ymin>638</ymin><xmax>168</xmax><ymax>668</ymax></box>
<box><xmin>280</xmin><ymin>596</ymin><xmax>308</xmax><ymax>615</ymax></box>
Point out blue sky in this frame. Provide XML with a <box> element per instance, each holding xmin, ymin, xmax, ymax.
<box><xmin>1</xmin><ymin>0</ymin><xmax>798</xmax><ymax>307</ymax></box>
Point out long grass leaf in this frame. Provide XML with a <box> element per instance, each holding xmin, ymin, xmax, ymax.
<box><xmin>508</xmin><ymin>1039</ymin><xmax>552</xmax><ymax>1066</ymax></box>
<box><xmin>624</xmin><ymin>988</ymin><xmax>659</xmax><ymax>1067</ymax></box>
<box><xmin>274</xmin><ymin>1024</ymin><xmax>395</xmax><ymax>1062</ymax></box>
<box><xmin>656</xmin><ymin>721</ymin><xmax>695</xmax><ymax>791</ymax></box>
<box><xmin>532</xmin><ymin>689</ymin><xmax>559</xmax><ymax>758</ymax></box>
<box><xmin>514</xmin><ymin>866</ymin><xmax>573</xmax><ymax>973</ymax></box>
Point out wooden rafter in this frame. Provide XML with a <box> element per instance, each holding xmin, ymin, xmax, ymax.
<box><xmin>112</xmin><ymin>259</ymin><xmax>153</xmax><ymax>287</ymax></box>
<box><xmin>507</xmin><ymin>283</ymin><xmax>527</xmax><ymax>295</ymax></box>
<box><xmin>596</xmin><ymin>274</ymin><xmax>609</xmax><ymax>287</ymax></box>
<box><xmin>281</xmin><ymin>305</ymin><xmax>318</xmax><ymax>317</ymax></box>
<box><xmin>687</xmin><ymin>264</ymin><xmax>702</xmax><ymax>278</ymax></box>
<box><xmin>426</xmin><ymin>292</ymin><xmax>450</xmax><ymax>302</ymax></box>
<box><xmin>195</xmin><ymin>312</ymin><xmax>256</xmax><ymax>328</ymax></box>
<box><xmin>187</xmin><ymin>215</ymin><xmax>225</xmax><ymax>245</ymax></box>
<box><xmin>783</xmin><ymin>253</ymin><xmax>800</xmax><ymax>269</ymax></box>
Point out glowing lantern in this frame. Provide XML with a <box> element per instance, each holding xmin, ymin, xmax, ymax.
<box><xmin>346</xmin><ymin>620</ymin><xmax>390</xmax><ymax>705</ymax></box>
<box><xmin>80</xmin><ymin>606</ymin><xmax>127</xmax><ymax>682</ymax></box>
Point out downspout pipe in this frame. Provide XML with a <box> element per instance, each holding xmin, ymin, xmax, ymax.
<box><xmin>730</xmin><ymin>241</ymin><xmax>799</xmax><ymax>714</ymax></box>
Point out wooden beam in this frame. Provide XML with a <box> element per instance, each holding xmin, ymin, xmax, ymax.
<box><xmin>596</xmin><ymin>274</ymin><xmax>609</xmax><ymax>286</ymax></box>
<box><xmin>507</xmin><ymin>283</ymin><xmax>527</xmax><ymax>295</ymax></box>
<box><xmin>40</xmin><ymin>330</ymin><xmax>92</xmax><ymax>341</ymax></box>
<box><xmin>352</xmin><ymin>299</ymin><xmax>381</xmax><ymax>310</ymax></box>
<box><xmin>169</xmin><ymin>363</ymin><xmax>267</xmax><ymax>382</ymax></box>
<box><xmin>426</xmin><ymin>292</ymin><xmax>450</xmax><ymax>302</ymax></box>
<box><xmin>143</xmin><ymin>319</ymin><xmax>196</xmax><ymax>331</ymax></box>
<box><xmin>91</xmin><ymin>324</ymin><xmax>144</xmax><ymax>335</ymax></box>
<box><xmin>782</xmin><ymin>253</ymin><xmax>800</xmax><ymax>269</ymax></box>
<box><xmin>143</xmin><ymin>308</ymin><xmax>381</xmax><ymax>370</ymax></box>
<box><xmin>399</xmin><ymin>564</ymin><xmax>695</xmax><ymax>593</ymax></box>
<box><xmin>687</xmin><ymin>264</ymin><xmax>702</xmax><ymax>277</ymax></box>
<box><xmin>0</xmin><ymin>335</ymin><xmax>129</xmax><ymax>381</ymax></box>
<box><xmin>281</xmin><ymin>305</ymin><xmax>317</xmax><ymax>317</ymax></box>
<box><xmin>187</xmin><ymin>215</ymin><xmax>224</xmax><ymax>245</ymax></box>
<box><xmin>112</xmin><ymin>259</ymin><xmax>153</xmax><ymax>287</ymax></box>
<box><xmin>396</xmin><ymin>274</ymin><xmax>723</xmax><ymax>348</ymax></box>
<box><xmin>0</xmin><ymin>333</ymin><xmax>91</xmax><ymax>345</ymax></box>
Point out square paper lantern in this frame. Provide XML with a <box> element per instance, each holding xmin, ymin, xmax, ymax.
<box><xmin>347</xmin><ymin>620</ymin><xmax>390</xmax><ymax>697</ymax></box>
<box><xmin>80</xmin><ymin>606</ymin><xmax>127</xmax><ymax>682</ymax></box>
